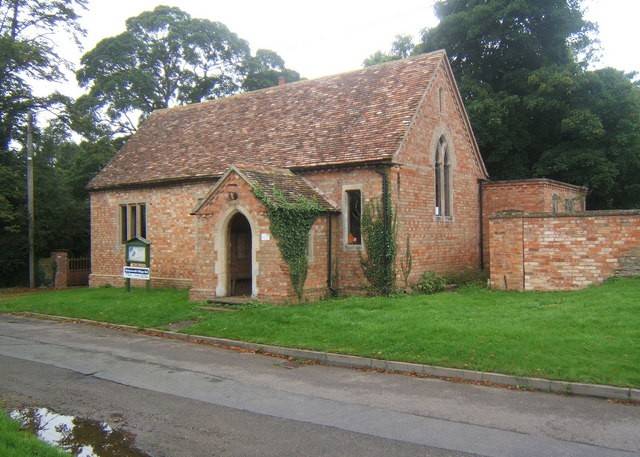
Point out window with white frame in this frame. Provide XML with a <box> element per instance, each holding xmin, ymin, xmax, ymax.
<box><xmin>434</xmin><ymin>136</ymin><xmax>452</xmax><ymax>218</ymax></box>
<box><xmin>120</xmin><ymin>203</ymin><xmax>147</xmax><ymax>243</ymax></box>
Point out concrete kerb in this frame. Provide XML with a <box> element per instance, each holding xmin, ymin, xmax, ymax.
<box><xmin>9</xmin><ymin>312</ymin><xmax>638</xmax><ymax>402</ymax></box>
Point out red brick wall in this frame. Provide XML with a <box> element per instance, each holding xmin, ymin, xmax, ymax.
<box><xmin>490</xmin><ymin>211</ymin><xmax>640</xmax><ymax>291</ymax></box>
<box><xmin>488</xmin><ymin>216</ymin><xmax>525</xmax><ymax>290</ymax></box>
<box><xmin>391</xmin><ymin>61</ymin><xmax>487</xmax><ymax>283</ymax></box>
<box><xmin>302</xmin><ymin>167</ymin><xmax>382</xmax><ymax>293</ymax></box>
<box><xmin>482</xmin><ymin>179</ymin><xmax>587</xmax><ymax>269</ymax></box>
<box><xmin>89</xmin><ymin>181</ymin><xmax>213</xmax><ymax>288</ymax></box>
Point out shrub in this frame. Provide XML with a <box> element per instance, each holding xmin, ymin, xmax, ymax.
<box><xmin>416</xmin><ymin>271</ymin><xmax>446</xmax><ymax>294</ymax></box>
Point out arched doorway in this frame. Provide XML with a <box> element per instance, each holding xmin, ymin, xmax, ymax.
<box><xmin>227</xmin><ymin>212</ymin><xmax>252</xmax><ymax>296</ymax></box>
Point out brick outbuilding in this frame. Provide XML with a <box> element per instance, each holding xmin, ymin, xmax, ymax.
<box><xmin>87</xmin><ymin>50</ymin><xmax>637</xmax><ymax>301</ymax></box>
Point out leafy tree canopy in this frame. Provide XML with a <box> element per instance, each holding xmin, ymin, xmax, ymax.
<box><xmin>76</xmin><ymin>5</ymin><xmax>299</xmax><ymax>137</ymax></box>
<box><xmin>418</xmin><ymin>0</ymin><xmax>596</xmax><ymax>89</ymax></box>
<box><xmin>0</xmin><ymin>0</ymin><xmax>88</xmax><ymax>286</ymax></box>
<box><xmin>0</xmin><ymin>0</ymin><xmax>87</xmax><ymax>151</ymax></box>
<box><xmin>363</xmin><ymin>34</ymin><xmax>415</xmax><ymax>66</ymax></box>
<box><xmin>369</xmin><ymin>0</ymin><xmax>640</xmax><ymax>209</ymax></box>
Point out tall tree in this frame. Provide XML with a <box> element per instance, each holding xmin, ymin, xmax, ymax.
<box><xmin>418</xmin><ymin>0</ymin><xmax>595</xmax><ymax>90</ymax></box>
<box><xmin>364</xmin><ymin>34</ymin><xmax>415</xmax><ymax>67</ymax></box>
<box><xmin>0</xmin><ymin>0</ymin><xmax>87</xmax><ymax>150</ymax></box>
<box><xmin>242</xmin><ymin>49</ymin><xmax>300</xmax><ymax>92</ymax></box>
<box><xmin>77</xmin><ymin>6</ymin><xmax>299</xmax><ymax>137</ymax></box>
<box><xmin>414</xmin><ymin>0</ymin><xmax>640</xmax><ymax>208</ymax></box>
<box><xmin>0</xmin><ymin>0</ymin><xmax>87</xmax><ymax>286</ymax></box>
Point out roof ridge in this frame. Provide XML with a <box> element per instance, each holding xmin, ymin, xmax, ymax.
<box><xmin>151</xmin><ymin>50</ymin><xmax>448</xmax><ymax>117</ymax></box>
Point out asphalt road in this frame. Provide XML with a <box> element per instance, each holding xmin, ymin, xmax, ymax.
<box><xmin>0</xmin><ymin>315</ymin><xmax>638</xmax><ymax>457</ymax></box>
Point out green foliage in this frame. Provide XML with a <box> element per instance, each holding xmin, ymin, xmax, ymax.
<box><xmin>242</xmin><ymin>49</ymin><xmax>301</xmax><ymax>92</ymax></box>
<box><xmin>413</xmin><ymin>0</ymin><xmax>640</xmax><ymax>209</ymax></box>
<box><xmin>253</xmin><ymin>186</ymin><xmax>323</xmax><ymax>300</ymax></box>
<box><xmin>76</xmin><ymin>6</ymin><xmax>299</xmax><ymax>136</ymax></box>
<box><xmin>0</xmin><ymin>412</ymin><xmax>68</xmax><ymax>457</ymax></box>
<box><xmin>416</xmin><ymin>271</ymin><xmax>447</xmax><ymax>294</ymax></box>
<box><xmin>0</xmin><ymin>0</ymin><xmax>87</xmax><ymax>150</ymax></box>
<box><xmin>0</xmin><ymin>120</ymin><xmax>116</xmax><ymax>286</ymax></box>
<box><xmin>364</xmin><ymin>34</ymin><xmax>415</xmax><ymax>67</ymax></box>
<box><xmin>360</xmin><ymin>173</ymin><xmax>397</xmax><ymax>295</ymax></box>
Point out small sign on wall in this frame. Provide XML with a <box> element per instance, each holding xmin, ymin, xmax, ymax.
<box><xmin>261</xmin><ymin>233</ymin><xmax>270</xmax><ymax>241</ymax></box>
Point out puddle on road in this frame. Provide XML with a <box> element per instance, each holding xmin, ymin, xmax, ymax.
<box><xmin>10</xmin><ymin>407</ymin><xmax>150</xmax><ymax>457</ymax></box>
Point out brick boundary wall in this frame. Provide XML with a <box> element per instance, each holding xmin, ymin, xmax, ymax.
<box><xmin>489</xmin><ymin>210</ymin><xmax>640</xmax><ymax>291</ymax></box>
<box><xmin>481</xmin><ymin>179</ymin><xmax>587</xmax><ymax>270</ymax></box>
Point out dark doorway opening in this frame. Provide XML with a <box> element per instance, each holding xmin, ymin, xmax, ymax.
<box><xmin>228</xmin><ymin>213</ymin><xmax>252</xmax><ymax>296</ymax></box>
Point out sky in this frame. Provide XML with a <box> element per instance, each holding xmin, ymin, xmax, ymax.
<box><xmin>41</xmin><ymin>0</ymin><xmax>640</xmax><ymax>98</ymax></box>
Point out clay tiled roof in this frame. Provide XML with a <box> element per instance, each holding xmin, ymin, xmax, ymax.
<box><xmin>237</xmin><ymin>165</ymin><xmax>338</xmax><ymax>212</ymax></box>
<box><xmin>192</xmin><ymin>165</ymin><xmax>339</xmax><ymax>214</ymax></box>
<box><xmin>88</xmin><ymin>51</ymin><xmax>446</xmax><ymax>190</ymax></box>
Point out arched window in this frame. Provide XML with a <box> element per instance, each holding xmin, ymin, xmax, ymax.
<box><xmin>435</xmin><ymin>145</ymin><xmax>442</xmax><ymax>216</ymax></box>
<box><xmin>443</xmin><ymin>147</ymin><xmax>451</xmax><ymax>216</ymax></box>
<box><xmin>434</xmin><ymin>136</ymin><xmax>452</xmax><ymax>218</ymax></box>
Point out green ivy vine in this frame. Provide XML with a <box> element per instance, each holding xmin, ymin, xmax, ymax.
<box><xmin>360</xmin><ymin>171</ymin><xmax>397</xmax><ymax>295</ymax></box>
<box><xmin>253</xmin><ymin>185</ymin><xmax>323</xmax><ymax>300</ymax></box>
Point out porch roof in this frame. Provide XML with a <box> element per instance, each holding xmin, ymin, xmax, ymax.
<box><xmin>192</xmin><ymin>165</ymin><xmax>339</xmax><ymax>215</ymax></box>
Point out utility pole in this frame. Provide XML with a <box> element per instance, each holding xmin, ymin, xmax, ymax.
<box><xmin>27</xmin><ymin>112</ymin><xmax>35</xmax><ymax>289</ymax></box>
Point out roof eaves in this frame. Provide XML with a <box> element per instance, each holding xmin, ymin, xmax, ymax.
<box><xmin>88</xmin><ymin>174</ymin><xmax>220</xmax><ymax>192</ymax></box>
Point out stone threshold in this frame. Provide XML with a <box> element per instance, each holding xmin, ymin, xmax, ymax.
<box><xmin>10</xmin><ymin>312</ymin><xmax>639</xmax><ymax>403</ymax></box>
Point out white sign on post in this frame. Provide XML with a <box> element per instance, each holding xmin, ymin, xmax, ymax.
<box><xmin>123</xmin><ymin>266</ymin><xmax>150</xmax><ymax>280</ymax></box>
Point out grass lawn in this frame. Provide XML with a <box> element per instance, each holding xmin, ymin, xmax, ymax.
<box><xmin>0</xmin><ymin>412</ymin><xmax>67</xmax><ymax>457</ymax></box>
<box><xmin>0</xmin><ymin>287</ymin><xmax>203</xmax><ymax>328</ymax></box>
<box><xmin>0</xmin><ymin>278</ymin><xmax>639</xmax><ymax>387</ymax></box>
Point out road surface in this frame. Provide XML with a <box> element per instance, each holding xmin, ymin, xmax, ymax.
<box><xmin>0</xmin><ymin>315</ymin><xmax>638</xmax><ymax>457</ymax></box>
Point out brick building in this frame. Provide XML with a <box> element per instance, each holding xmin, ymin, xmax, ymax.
<box><xmin>88</xmin><ymin>50</ymin><xmax>639</xmax><ymax>301</ymax></box>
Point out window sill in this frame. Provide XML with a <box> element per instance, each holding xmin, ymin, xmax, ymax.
<box><xmin>434</xmin><ymin>215</ymin><xmax>454</xmax><ymax>223</ymax></box>
<box><xmin>343</xmin><ymin>243</ymin><xmax>363</xmax><ymax>251</ymax></box>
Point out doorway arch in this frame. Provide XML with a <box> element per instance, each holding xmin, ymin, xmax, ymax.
<box><xmin>227</xmin><ymin>212</ymin><xmax>253</xmax><ymax>296</ymax></box>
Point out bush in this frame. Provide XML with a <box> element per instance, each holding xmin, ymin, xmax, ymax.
<box><xmin>416</xmin><ymin>271</ymin><xmax>447</xmax><ymax>294</ymax></box>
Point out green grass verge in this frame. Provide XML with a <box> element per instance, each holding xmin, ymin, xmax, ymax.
<box><xmin>0</xmin><ymin>412</ymin><xmax>67</xmax><ymax>457</ymax></box>
<box><xmin>0</xmin><ymin>287</ymin><xmax>203</xmax><ymax>328</ymax></box>
<box><xmin>0</xmin><ymin>279</ymin><xmax>638</xmax><ymax>387</ymax></box>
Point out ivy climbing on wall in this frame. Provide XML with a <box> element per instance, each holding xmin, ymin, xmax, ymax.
<box><xmin>253</xmin><ymin>185</ymin><xmax>323</xmax><ymax>300</ymax></box>
<box><xmin>360</xmin><ymin>171</ymin><xmax>397</xmax><ymax>295</ymax></box>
